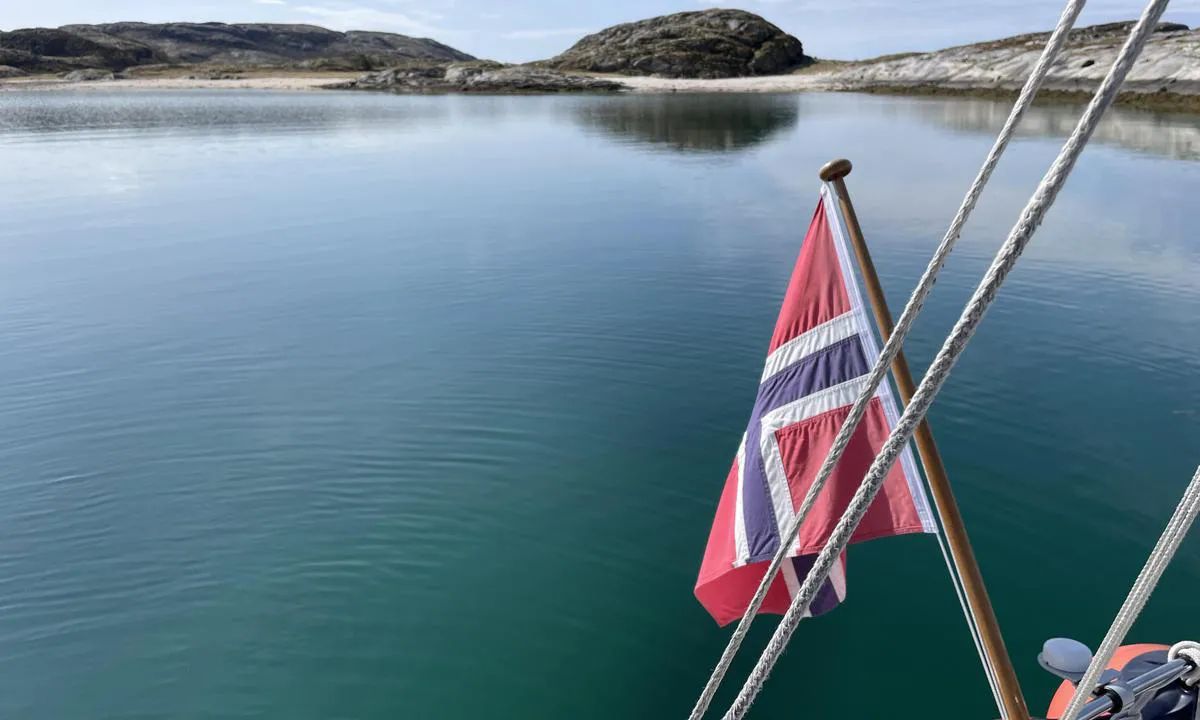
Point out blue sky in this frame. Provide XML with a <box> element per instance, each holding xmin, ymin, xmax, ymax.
<box><xmin>2</xmin><ymin>0</ymin><xmax>1198</xmax><ymax>62</ymax></box>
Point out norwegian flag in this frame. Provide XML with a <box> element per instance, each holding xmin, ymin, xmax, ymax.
<box><xmin>695</xmin><ymin>185</ymin><xmax>938</xmax><ymax>626</ymax></box>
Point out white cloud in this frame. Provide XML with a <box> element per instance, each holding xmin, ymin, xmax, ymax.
<box><xmin>292</xmin><ymin>5</ymin><xmax>440</xmax><ymax>35</ymax></box>
<box><xmin>500</xmin><ymin>27</ymin><xmax>591</xmax><ymax>40</ymax></box>
<box><xmin>253</xmin><ymin>0</ymin><xmax>288</xmax><ymax>5</ymax></box>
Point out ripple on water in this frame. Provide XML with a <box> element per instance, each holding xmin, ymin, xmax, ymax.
<box><xmin>0</xmin><ymin>90</ymin><xmax>1197</xmax><ymax>720</ymax></box>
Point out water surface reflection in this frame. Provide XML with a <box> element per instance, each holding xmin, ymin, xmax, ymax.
<box><xmin>903</xmin><ymin>96</ymin><xmax>1200</xmax><ymax>160</ymax></box>
<box><xmin>570</xmin><ymin>93</ymin><xmax>802</xmax><ymax>154</ymax></box>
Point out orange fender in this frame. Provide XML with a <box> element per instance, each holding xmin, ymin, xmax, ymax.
<box><xmin>1046</xmin><ymin>644</ymin><xmax>1170</xmax><ymax>719</ymax></box>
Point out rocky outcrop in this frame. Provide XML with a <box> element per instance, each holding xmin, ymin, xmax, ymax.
<box><xmin>0</xmin><ymin>27</ymin><xmax>158</xmax><ymax>71</ymax></box>
<box><xmin>344</xmin><ymin>61</ymin><xmax>625</xmax><ymax>93</ymax></box>
<box><xmin>0</xmin><ymin>65</ymin><xmax>26</xmax><ymax>77</ymax></box>
<box><xmin>456</xmin><ymin>66</ymin><xmax>624</xmax><ymax>92</ymax></box>
<box><xmin>62</xmin><ymin>68</ymin><xmax>118</xmax><ymax>82</ymax></box>
<box><xmin>0</xmin><ymin>22</ymin><xmax>474</xmax><ymax>72</ymax></box>
<box><xmin>547</xmin><ymin>9</ymin><xmax>807</xmax><ymax>79</ymax></box>
<box><xmin>820</xmin><ymin>21</ymin><xmax>1200</xmax><ymax>96</ymax></box>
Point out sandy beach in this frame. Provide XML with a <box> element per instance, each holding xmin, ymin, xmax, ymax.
<box><xmin>0</xmin><ymin>73</ymin><xmax>357</xmax><ymax>92</ymax></box>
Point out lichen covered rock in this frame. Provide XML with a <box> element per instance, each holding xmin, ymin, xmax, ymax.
<box><xmin>547</xmin><ymin>9</ymin><xmax>807</xmax><ymax>79</ymax></box>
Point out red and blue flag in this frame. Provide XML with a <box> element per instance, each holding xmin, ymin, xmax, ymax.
<box><xmin>695</xmin><ymin>185</ymin><xmax>938</xmax><ymax>626</ymax></box>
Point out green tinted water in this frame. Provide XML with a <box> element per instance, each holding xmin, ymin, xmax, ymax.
<box><xmin>0</xmin><ymin>91</ymin><xmax>1197</xmax><ymax>719</ymax></box>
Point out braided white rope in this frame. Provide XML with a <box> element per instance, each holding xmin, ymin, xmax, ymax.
<box><xmin>686</xmin><ymin>0</ymin><xmax>1090</xmax><ymax>716</ymax></box>
<box><xmin>719</xmin><ymin>1</ymin><xmax>1174</xmax><ymax>717</ymax></box>
<box><xmin>1058</xmin><ymin>466</ymin><xmax>1200</xmax><ymax>720</ymax></box>
<box><xmin>1168</xmin><ymin>641</ymin><xmax>1200</xmax><ymax>687</ymax></box>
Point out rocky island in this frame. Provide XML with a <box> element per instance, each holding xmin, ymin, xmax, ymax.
<box><xmin>0</xmin><ymin>22</ymin><xmax>471</xmax><ymax>73</ymax></box>
<box><xmin>545</xmin><ymin>9</ymin><xmax>809</xmax><ymax>78</ymax></box>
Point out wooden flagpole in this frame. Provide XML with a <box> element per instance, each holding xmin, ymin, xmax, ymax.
<box><xmin>818</xmin><ymin>158</ymin><xmax>1031</xmax><ymax>720</ymax></box>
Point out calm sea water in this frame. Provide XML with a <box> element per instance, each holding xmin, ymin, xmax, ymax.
<box><xmin>0</xmin><ymin>90</ymin><xmax>1197</xmax><ymax>719</ymax></box>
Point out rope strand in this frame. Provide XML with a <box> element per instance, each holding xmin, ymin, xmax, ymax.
<box><xmin>687</xmin><ymin>0</ymin><xmax>1090</xmax><ymax>715</ymax></box>
<box><xmin>719</xmin><ymin>0</ymin><xmax>1173</xmax><ymax>715</ymax></box>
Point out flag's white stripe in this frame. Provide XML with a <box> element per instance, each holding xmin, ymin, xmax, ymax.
<box><xmin>829</xmin><ymin>553</ymin><xmax>848</xmax><ymax>602</ymax></box>
<box><xmin>821</xmin><ymin>186</ymin><xmax>871</xmax><ymax>329</ymax></box>
<box><xmin>780</xmin><ymin>557</ymin><xmax>801</xmax><ymax>598</ymax></box>
<box><xmin>821</xmin><ymin>185</ymin><xmax>939</xmax><ymax>535</ymax></box>
<box><xmin>762</xmin><ymin>431</ymin><xmax>798</xmax><ymax>560</ymax></box>
<box><xmin>733</xmin><ymin>434</ymin><xmax>750</xmax><ymax>565</ymax></box>
<box><xmin>760</xmin><ymin>374</ymin><xmax>874</xmax><ymax>436</ymax></box>
<box><xmin>781</xmin><ymin>560</ymin><xmax>815</xmax><ymax>618</ymax></box>
<box><xmin>760</xmin><ymin>312</ymin><xmax>859</xmax><ymax>383</ymax></box>
<box><xmin>875</xmin><ymin>377</ymin><xmax>938</xmax><ymax>533</ymax></box>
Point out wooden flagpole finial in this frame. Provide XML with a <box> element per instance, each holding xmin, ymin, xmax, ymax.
<box><xmin>818</xmin><ymin>158</ymin><xmax>853</xmax><ymax>182</ymax></box>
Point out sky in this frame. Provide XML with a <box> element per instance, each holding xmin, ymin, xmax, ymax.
<box><xmin>2</xmin><ymin>0</ymin><xmax>1198</xmax><ymax>62</ymax></box>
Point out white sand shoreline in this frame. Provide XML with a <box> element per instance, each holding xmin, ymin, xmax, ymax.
<box><xmin>610</xmin><ymin>75</ymin><xmax>831</xmax><ymax>93</ymax></box>
<box><xmin>0</xmin><ymin>75</ymin><xmax>352</xmax><ymax>92</ymax></box>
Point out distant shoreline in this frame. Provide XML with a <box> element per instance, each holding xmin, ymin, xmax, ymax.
<box><xmin>850</xmin><ymin>84</ymin><xmax>1200</xmax><ymax>114</ymax></box>
<box><xmin>0</xmin><ymin>70</ymin><xmax>357</xmax><ymax>93</ymax></box>
<box><xmin>5</xmin><ymin>68</ymin><xmax>1200</xmax><ymax>114</ymax></box>
<box><xmin>612</xmin><ymin>74</ymin><xmax>1200</xmax><ymax>113</ymax></box>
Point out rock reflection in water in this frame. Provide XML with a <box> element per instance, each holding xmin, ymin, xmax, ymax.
<box><xmin>907</xmin><ymin>97</ymin><xmax>1200</xmax><ymax>161</ymax></box>
<box><xmin>569</xmin><ymin>93</ymin><xmax>801</xmax><ymax>154</ymax></box>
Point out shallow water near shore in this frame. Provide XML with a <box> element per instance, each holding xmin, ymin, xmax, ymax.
<box><xmin>0</xmin><ymin>90</ymin><xmax>1197</xmax><ymax>719</ymax></box>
